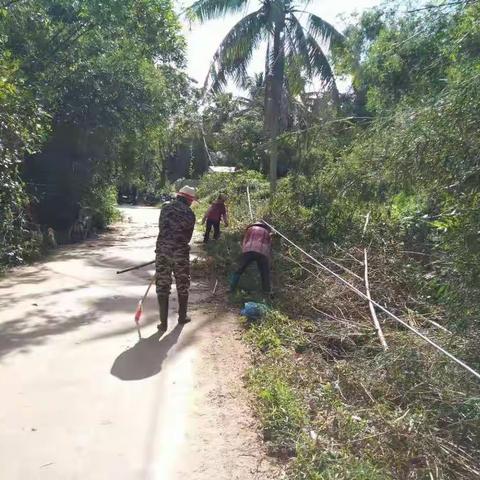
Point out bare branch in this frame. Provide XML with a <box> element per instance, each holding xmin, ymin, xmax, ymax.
<box><xmin>364</xmin><ymin>248</ymin><xmax>388</xmax><ymax>350</ymax></box>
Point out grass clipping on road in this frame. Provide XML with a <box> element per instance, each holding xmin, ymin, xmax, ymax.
<box><xmin>195</xmin><ymin>172</ymin><xmax>480</xmax><ymax>480</ymax></box>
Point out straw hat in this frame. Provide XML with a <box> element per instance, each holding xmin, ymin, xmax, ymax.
<box><xmin>177</xmin><ymin>185</ymin><xmax>197</xmax><ymax>201</ymax></box>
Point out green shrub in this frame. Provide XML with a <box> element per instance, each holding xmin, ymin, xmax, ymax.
<box><xmin>84</xmin><ymin>184</ymin><xmax>121</xmax><ymax>230</ymax></box>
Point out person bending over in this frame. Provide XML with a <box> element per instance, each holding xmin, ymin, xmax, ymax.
<box><xmin>230</xmin><ymin>221</ymin><xmax>272</xmax><ymax>296</ymax></box>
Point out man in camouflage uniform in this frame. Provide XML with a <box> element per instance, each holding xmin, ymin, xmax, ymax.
<box><xmin>155</xmin><ymin>186</ymin><xmax>196</xmax><ymax>333</ymax></box>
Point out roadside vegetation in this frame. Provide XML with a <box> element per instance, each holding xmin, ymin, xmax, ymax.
<box><xmin>0</xmin><ymin>0</ymin><xmax>187</xmax><ymax>270</ymax></box>
<box><xmin>198</xmin><ymin>167</ymin><xmax>480</xmax><ymax>479</ymax></box>
<box><xmin>195</xmin><ymin>2</ymin><xmax>480</xmax><ymax>478</ymax></box>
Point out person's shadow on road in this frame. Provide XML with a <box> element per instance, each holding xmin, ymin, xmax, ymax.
<box><xmin>110</xmin><ymin>324</ymin><xmax>184</xmax><ymax>381</ymax></box>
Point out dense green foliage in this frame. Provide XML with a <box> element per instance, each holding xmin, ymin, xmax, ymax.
<box><xmin>0</xmin><ymin>0</ymin><xmax>186</xmax><ymax>268</ymax></box>
<box><xmin>197</xmin><ymin>2</ymin><xmax>480</xmax><ymax>478</ymax></box>
<box><xmin>329</xmin><ymin>1</ymin><xmax>480</xmax><ymax>326</ymax></box>
<box><xmin>200</xmin><ymin>1</ymin><xmax>480</xmax><ymax>327</ymax></box>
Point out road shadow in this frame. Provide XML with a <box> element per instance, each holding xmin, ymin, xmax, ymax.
<box><xmin>110</xmin><ymin>324</ymin><xmax>184</xmax><ymax>381</ymax></box>
<box><xmin>0</xmin><ymin>292</ymin><xmax>159</xmax><ymax>360</ymax></box>
<box><xmin>0</xmin><ymin>208</ymin><xmax>211</xmax><ymax>360</ymax></box>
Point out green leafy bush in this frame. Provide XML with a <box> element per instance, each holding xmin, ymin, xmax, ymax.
<box><xmin>84</xmin><ymin>184</ymin><xmax>121</xmax><ymax>230</ymax></box>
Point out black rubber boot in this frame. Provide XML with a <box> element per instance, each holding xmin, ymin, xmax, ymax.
<box><xmin>157</xmin><ymin>294</ymin><xmax>169</xmax><ymax>333</ymax></box>
<box><xmin>177</xmin><ymin>294</ymin><xmax>191</xmax><ymax>324</ymax></box>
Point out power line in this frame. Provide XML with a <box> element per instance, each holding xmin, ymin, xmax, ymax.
<box><xmin>262</xmin><ymin>218</ymin><xmax>480</xmax><ymax>381</ymax></box>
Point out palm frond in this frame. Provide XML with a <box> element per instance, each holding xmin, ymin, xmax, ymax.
<box><xmin>286</xmin><ymin>15</ymin><xmax>313</xmax><ymax>78</ymax></box>
<box><xmin>242</xmin><ymin>72</ymin><xmax>265</xmax><ymax>97</ymax></box>
<box><xmin>205</xmin><ymin>9</ymin><xmax>266</xmax><ymax>92</ymax></box>
<box><xmin>187</xmin><ymin>0</ymin><xmax>249</xmax><ymax>23</ymax></box>
<box><xmin>307</xmin><ymin>13</ymin><xmax>343</xmax><ymax>46</ymax></box>
<box><xmin>287</xmin><ymin>15</ymin><xmax>338</xmax><ymax>99</ymax></box>
<box><xmin>285</xmin><ymin>51</ymin><xmax>307</xmax><ymax>96</ymax></box>
<box><xmin>305</xmin><ymin>33</ymin><xmax>339</xmax><ymax>100</ymax></box>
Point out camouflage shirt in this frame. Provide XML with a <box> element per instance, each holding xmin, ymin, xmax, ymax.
<box><xmin>155</xmin><ymin>198</ymin><xmax>196</xmax><ymax>255</ymax></box>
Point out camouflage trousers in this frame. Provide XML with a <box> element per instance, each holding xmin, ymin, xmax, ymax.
<box><xmin>155</xmin><ymin>251</ymin><xmax>190</xmax><ymax>296</ymax></box>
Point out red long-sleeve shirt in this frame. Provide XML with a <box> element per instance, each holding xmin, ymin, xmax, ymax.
<box><xmin>242</xmin><ymin>224</ymin><xmax>271</xmax><ymax>258</ymax></box>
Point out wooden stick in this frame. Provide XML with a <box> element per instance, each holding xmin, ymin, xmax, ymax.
<box><xmin>141</xmin><ymin>276</ymin><xmax>156</xmax><ymax>304</ymax></box>
<box><xmin>246</xmin><ymin>185</ymin><xmax>254</xmax><ymax>221</ymax></box>
<box><xmin>117</xmin><ymin>260</ymin><xmax>155</xmax><ymax>274</ymax></box>
<box><xmin>426</xmin><ymin>319</ymin><xmax>452</xmax><ymax>334</ymax></box>
<box><xmin>328</xmin><ymin>257</ymin><xmax>363</xmax><ymax>281</ymax></box>
<box><xmin>362</xmin><ymin>211</ymin><xmax>371</xmax><ymax>237</ymax></box>
<box><xmin>364</xmin><ymin>248</ymin><xmax>388</xmax><ymax>350</ymax></box>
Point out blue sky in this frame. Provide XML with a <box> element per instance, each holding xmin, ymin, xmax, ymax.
<box><xmin>180</xmin><ymin>0</ymin><xmax>383</xmax><ymax>90</ymax></box>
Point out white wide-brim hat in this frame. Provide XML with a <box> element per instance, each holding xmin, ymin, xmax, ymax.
<box><xmin>177</xmin><ymin>185</ymin><xmax>197</xmax><ymax>201</ymax></box>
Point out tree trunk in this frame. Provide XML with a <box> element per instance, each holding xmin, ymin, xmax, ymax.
<box><xmin>263</xmin><ymin>42</ymin><xmax>270</xmax><ymax>175</ymax></box>
<box><xmin>264</xmin><ymin>6</ymin><xmax>285</xmax><ymax>193</ymax></box>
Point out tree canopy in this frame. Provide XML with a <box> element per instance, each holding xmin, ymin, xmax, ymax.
<box><xmin>0</xmin><ymin>0</ymin><xmax>187</xmax><ymax>266</ymax></box>
<box><xmin>187</xmin><ymin>0</ymin><xmax>343</xmax><ymax>190</ymax></box>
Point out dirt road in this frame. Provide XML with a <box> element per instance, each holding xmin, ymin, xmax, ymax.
<box><xmin>0</xmin><ymin>207</ymin><xmax>273</xmax><ymax>479</ymax></box>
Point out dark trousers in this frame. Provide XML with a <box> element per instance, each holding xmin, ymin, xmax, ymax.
<box><xmin>235</xmin><ymin>251</ymin><xmax>271</xmax><ymax>293</ymax></box>
<box><xmin>204</xmin><ymin>219</ymin><xmax>220</xmax><ymax>243</ymax></box>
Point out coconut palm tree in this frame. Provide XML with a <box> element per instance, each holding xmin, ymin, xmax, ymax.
<box><xmin>187</xmin><ymin>0</ymin><xmax>343</xmax><ymax>191</ymax></box>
